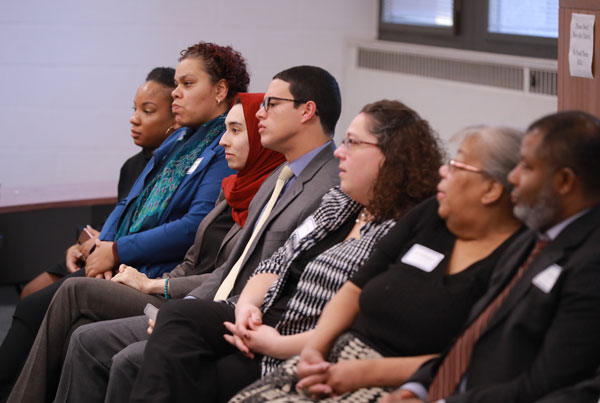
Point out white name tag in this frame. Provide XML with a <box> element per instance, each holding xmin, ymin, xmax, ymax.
<box><xmin>187</xmin><ymin>157</ymin><xmax>203</xmax><ymax>174</ymax></box>
<box><xmin>532</xmin><ymin>264</ymin><xmax>563</xmax><ymax>294</ymax></box>
<box><xmin>295</xmin><ymin>216</ymin><xmax>316</xmax><ymax>241</ymax></box>
<box><xmin>401</xmin><ymin>244</ymin><xmax>445</xmax><ymax>272</ymax></box>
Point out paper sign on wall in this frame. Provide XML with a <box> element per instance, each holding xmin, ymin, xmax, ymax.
<box><xmin>569</xmin><ymin>13</ymin><xmax>595</xmax><ymax>79</ymax></box>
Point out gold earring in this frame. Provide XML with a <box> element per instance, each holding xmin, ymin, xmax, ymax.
<box><xmin>216</xmin><ymin>97</ymin><xmax>221</xmax><ymax>104</ymax></box>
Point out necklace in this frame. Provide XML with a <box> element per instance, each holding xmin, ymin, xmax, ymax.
<box><xmin>355</xmin><ymin>207</ymin><xmax>372</xmax><ymax>226</ymax></box>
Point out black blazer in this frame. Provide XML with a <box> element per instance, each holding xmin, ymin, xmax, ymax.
<box><xmin>409</xmin><ymin>204</ymin><xmax>600</xmax><ymax>403</ymax></box>
<box><xmin>534</xmin><ymin>367</ymin><xmax>600</xmax><ymax>403</ymax></box>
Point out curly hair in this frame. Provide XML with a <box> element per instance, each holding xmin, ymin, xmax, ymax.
<box><xmin>179</xmin><ymin>42</ymin><xmax>250</xmax><ymax>105</ymax></box>
<box><xmin>361</xmin><ymin>100</ymin><xmax>445</xmax><ymax>222</ymax></box>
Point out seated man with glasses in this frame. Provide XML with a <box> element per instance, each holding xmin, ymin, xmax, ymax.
<box><xmin>50</xmin><ymin>65</ymin><xmax>343</xmax><ymax>403</ymax></box>
<box><xmin>260</xmin><ymin>96</ymin><xmax>319</xmax><ymax>116</ymax></box>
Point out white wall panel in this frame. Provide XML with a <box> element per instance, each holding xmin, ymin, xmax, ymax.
<box><xmin>0</xmin><ymin>0</ymin><xmax>375</xmax><ymax>205</ymax></box>
<box><xmin>0</xmin><ymin>1</ymin><xmax>557</xmax><ymax>206</ymax></box>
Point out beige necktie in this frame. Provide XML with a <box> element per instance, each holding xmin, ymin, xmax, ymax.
<box><xmin>213</xmin><ymin>165</ymin><xmax>294</xmax><ymax>301</ymax></box>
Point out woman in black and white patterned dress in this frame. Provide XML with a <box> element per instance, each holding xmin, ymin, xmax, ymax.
<box><xmin>232</xmin><ymin>125</ymin><xmax>525</xmax><ymax>403</ymax></box>
<box><xmin>130</xmin><ymin>100</ymin><xmax>444</xmax><ymax>403</ymax></box>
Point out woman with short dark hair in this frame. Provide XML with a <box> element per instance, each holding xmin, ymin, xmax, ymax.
<box><xmin>0</xmin><ymin>41</ymin><xmax>249</xmax><ymax>401</ymax></box>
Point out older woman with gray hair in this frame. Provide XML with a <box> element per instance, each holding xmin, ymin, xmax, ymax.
<box><xmin>231</xmin><ymin>125</ymin><xmax>526</xmax><ymax>403</ymax></box>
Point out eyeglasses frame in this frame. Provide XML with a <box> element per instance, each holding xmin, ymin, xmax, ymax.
<box><xmin>260</xmin><ymin>96</ymin><xmax>319</xmax><ymax>115</ymax></box>
<box><xmin>448</xmin><ymin>159</ymin><xmax>485</xmax><ymax>174</ymax></box>
<box><xmin>340</xmin><ymin>136</ymin><xmax>379</xmax><ymax>150</ymax></box>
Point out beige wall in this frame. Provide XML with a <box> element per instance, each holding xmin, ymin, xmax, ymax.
<box><xmin>0</xmin><ymin>0</ymin><xmax>376</xmax><ymax>196</ymax></box>
<box><xmin>0</xmin><ymin>1</ymin><xmax>557</xmax><ymax>204</ymax></box>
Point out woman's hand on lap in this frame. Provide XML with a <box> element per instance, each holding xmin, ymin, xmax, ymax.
<box><xmin>234</xmin><ymin>302</ymin><xmax>263</xmax><ymax>338</ymax></box>
<box><xmin>112</xmin><ymin>264</ymin><xmax>150</xmax><ymax>292</ymax></box>
<box><xmin>223</xmin><ymin>321</ymin><xmax>254</xmax><ymax>358</ymax></box>
<box><xmin>296</xmin><ymin>347</ymin><xmax>331</xmax><ymax>397</ymax></box>
<box><xmin>85</xmin><ymin>240</ymin><xmax>116</xmax><ymax>277</ymax></box>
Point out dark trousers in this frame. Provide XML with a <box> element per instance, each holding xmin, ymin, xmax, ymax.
<box><xmin>130</xmin><ymin>298</ymin><xmax>263</xmax><ymax>403</ymax></box>
<box><xmin>0</xmin><ymin>267</ymin><xmax>84</xmax><ymax>398</ymax></box>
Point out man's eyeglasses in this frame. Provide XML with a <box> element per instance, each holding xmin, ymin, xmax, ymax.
<box><xmin>340</xmin><ymin>137</ymin><xmax>379</xmax><ymax>150</ymax></box>
<box><xmin>260</xmin><ymin>96</ymin><xmax>318</xmax><ymax>115</ymax></box>
<box><xmin>448</xmin><ymin>159</ymin><xmax>485</xmax><ymax>174</ymax></box>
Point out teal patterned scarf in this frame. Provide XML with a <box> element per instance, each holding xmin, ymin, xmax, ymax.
<box><xmin>115</xmin><ymin>114</ymin><xmax>226</xmax><ymax>239</ymax></box>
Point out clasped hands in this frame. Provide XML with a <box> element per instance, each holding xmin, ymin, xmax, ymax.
<box><xmin>65</xmin><ymin>225</ymin><xmax>117</xmax><ymax>280</ymax></box>
<box><xmin>222</xmin><ymin>305</ymin><xmax>377</xmax><ymax>400</ymax></box>
<box><xmin>222</xmin><ymin>303</ymin><xmax>280</xmax><ymax>360</ymax></box>
<box><xmin>111</xmin><ymin>264</ymin><xmax>150</xmax><ymax>292</ymax></box>
<box><xmin>295</xmin><ymin>347</ymin><xmax>370</xmax><ymax>399</ymax></box>
<box><xmin>85</xmin><ymin>240</ymin><xmax>117</xmax><ymax>279</ymax></box>
<box><xmin>295</xmin><ymin>349</ymin><xmax>419</xmax><ymax>401</ymax></box>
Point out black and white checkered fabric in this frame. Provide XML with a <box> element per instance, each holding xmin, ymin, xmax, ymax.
<box><xmin>250</xmin><ymin>186</ymin><xmax>396</xmax><ymax>375</ymax></box>
<box><xmin>231</xmin><ymin>333</ymin><xmax>393</xmax><ymax>402</ymax></box>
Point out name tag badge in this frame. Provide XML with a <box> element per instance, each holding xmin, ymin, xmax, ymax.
<box><xmin>295</xmin><ymin>216</ymin><xmax>316</xmax><ymax>241</ymax></box>
<box><xmin>532</xmin><ymin>264</ymin><xmax>563</xmax><ymax>294</ymax></box>
<box><xmin>401</xmin><ymin>244</ymin><xmax>445</xmax><ymax>272</ymax></box>
<box><xmin>187</xmin><ymin>158</ymin><xmax>203</xmax><ymax>174</ymax></box>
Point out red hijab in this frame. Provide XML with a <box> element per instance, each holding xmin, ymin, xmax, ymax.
<box><xmin>221</xmin><ymin>93</ymin><xmax>286</xmax><ymax>227</ymax></box>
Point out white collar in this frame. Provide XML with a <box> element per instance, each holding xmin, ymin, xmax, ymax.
<box><xmin>541</xmin><ymin>208</ymin><xmax>590</xmax><ymax>241</ymax></box>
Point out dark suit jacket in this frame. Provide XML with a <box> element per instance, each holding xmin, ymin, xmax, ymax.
<box><xmin>188</xmin><ymin>143</ymin><xmax>340</xmax><ymax>300</ymax></box>
<box><xmin>409</xmin><ymin>204</ymin><xmax>600</xmax><ymax>403</ymax></box>
<box><xmin>165</xmin><ymin>193</ymin><xmax>242</xmax><ymax>299</ymax></box>
<box><xmin>534</xmin><ymin>367</ymin><xmax>600</xmax><ymax>403</ymax></box>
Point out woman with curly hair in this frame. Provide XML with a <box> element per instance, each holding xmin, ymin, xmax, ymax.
<box><xmin>125</xmin><ymin>100</ymin><xmax>444</xmax><ymax>403</ymax></box>
<box><xmin>0</xmin><ymin>41</ymin><xmax>250</xmax><ymax>401</ymax></box>
<box><xmin>232</xmin><ymin>124</ymin><xmax>525</xmax><ymax>403</ymax></box>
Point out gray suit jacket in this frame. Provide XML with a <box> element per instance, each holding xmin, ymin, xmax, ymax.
<box><xmin>188</xmin><ymin>142</ymin><xmax>340</xmax><ymax>300</ymax></box>
<box><xmin>165</xmin><ymin>192</ymin><xmax>243</xmax><ymax>299</ymax></box>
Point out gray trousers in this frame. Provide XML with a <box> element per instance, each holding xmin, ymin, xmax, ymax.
<box><xmin>8</xmin><ymin>277</ymin><xmax>164</xmax><ymax>403</ymax></box>
<box><xmin>54</xmin><ymin>315</ymin><xmax>149</xmax><ymax>403</ymax></box>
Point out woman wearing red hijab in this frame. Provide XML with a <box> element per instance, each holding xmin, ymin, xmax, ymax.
<box><xmin>220</xmin><ymin>93</ymin><xmax>285</xmax><ymax>228</ymax></box>
<box><xmin>107</xmin><ymin>92</ymin><xmax>286</xmax><ymax>295</ymax></box>
<box><xmin>8</xmin><ymin>93</ymin><xmax>286</xmax><ymax>403</ymax></box>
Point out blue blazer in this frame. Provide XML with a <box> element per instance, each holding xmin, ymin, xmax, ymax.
<box><xmin>99</xmin><ymin>126</ymin><xmax>234</xmax><ymax>278</ymax></box>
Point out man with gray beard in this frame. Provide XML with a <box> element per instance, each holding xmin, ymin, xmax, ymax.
<box><xmin>387</xmin><ymin>110</ymin><xmax>600</xmax><ymax>403</ymax></box>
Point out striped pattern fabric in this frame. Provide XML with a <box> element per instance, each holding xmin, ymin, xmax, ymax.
<box><xmin>250</xmin><ymin>186</ymin><xmax>396</xmax><ymax>375</ymax></box>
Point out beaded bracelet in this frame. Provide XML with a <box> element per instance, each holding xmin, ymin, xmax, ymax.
<box><xmin>164</xmin><ymin>278</ymin><xmax>170</xmax><ymax>300</ymax></box>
